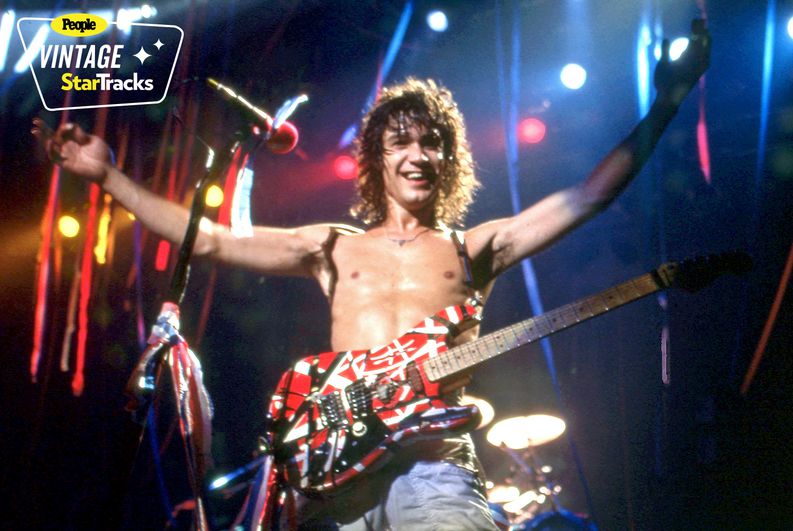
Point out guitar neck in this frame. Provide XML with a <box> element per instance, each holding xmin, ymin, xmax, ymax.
<box><xmin>422</xmin><ymin>271</ymin><xmax>664</xmax><ymax>381</ymax></box>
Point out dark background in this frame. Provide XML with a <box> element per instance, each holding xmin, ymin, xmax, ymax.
<box><xmin>1</xmin><ymin>1</ymin><xmax>792</xmax><ymax>529</ymax></box>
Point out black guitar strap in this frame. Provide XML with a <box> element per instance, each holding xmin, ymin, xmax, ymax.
<box><xmin>449</xmin><ymin>229</ymin><xmax>482</xmax><ymax>304</ymax></box>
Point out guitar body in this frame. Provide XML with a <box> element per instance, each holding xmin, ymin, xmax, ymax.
<box><xmin>264</xmin><ymin>251</ymin><xmax>751</xmax><ymax>496</ymax></box>
<box><xmin>268</xmin><ymin>302</ymin><xmax>482</xmax><ymax>494</ymax></box>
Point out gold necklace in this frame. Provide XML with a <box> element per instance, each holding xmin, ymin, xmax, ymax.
<box><xmin>384</xmin><ymin>227</ymin><xmax>433</xmax><ymax>247</ymax></box>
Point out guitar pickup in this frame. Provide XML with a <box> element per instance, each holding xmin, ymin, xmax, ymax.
<box><xmin>318</xmin><ymin>391</ymin><xmax>348</xmax><ymax>429</ymax></box>
<box><xmin>346</xmin><ymin>379</ymin><xmax>373</xmax><ymax>419</ymax></box>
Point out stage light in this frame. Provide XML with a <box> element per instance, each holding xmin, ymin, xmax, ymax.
<box><xmin>0</xmin><ymin>10</ymin><xmax>15</xmax><ymax>71</ymax></box>
<box><xmin>116</xmin><ymin>5</ymin><xmax>153</xmax><ymax>34</ymax></box>
<box><xmin>560</xmin><ymin>63</ymin><xmax>586</xmax><ymax>90</ymax></box>
<box><xmin>333</xmin><ymin>155</ymin><xmax>358</xmax><ymax>180</ymax></box>
<box><xmin>14</xmin><ymin>23</ymin><xmax>49</xmax><ymax>73</ymax></box>
<box><xmin>787</xmin><ymin>16</ymin><xmax>793</xmax><ymax>39</ymax></box>
<box><xmin>426</xmin><ymin>10</ymin><xmax>448</xmax><ymax>32</ymax></box>
<box><xmin>209</xmin><ymin>476</ymin><xmax>230</xmax><ymax>490</ymax></box>
<box><xmin>669</xmin><ymin>37</ymin><xmax>689</xmax><ymax>61</ymax></box>
<box><xmin>518</xmin><ymin>117</ymin><xmax>546</xmax><ymax>144</ymax></box>
<box><xmin>141</xmin><ymin>4</ymin><xmax>158</xmax><ymax>18</ymax></box>
<box><xmin>58</xmin><ymin>215</ymin><xmax>80</xmax><ymax>238</ymax></box>
<box><xmin>205</xmin><ymin>184</ymin><xmax>224</xmax><ymax>207</ymax></box>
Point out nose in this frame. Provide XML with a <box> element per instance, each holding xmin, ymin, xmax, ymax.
<box><xmin>406</xmin><ymin>142</ymin><xmax>430</xmax><ymax>164</ymax></box>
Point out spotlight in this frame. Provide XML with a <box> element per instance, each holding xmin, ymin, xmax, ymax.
<box><xmin>560</xmin><ymin>63</ymin><xmax>586</xmax><ymax>90</ymax></box>
<box><xmin>58</xmin><ymin>215</ymin><xmax>80</xmax><ymax>238</ymax></box>
<box><xmin>334</xmin><ymin>155</ymin><xmax>358</xmax><ymax>180</ymax></box>
<box><xmin>669</xmin><ymin>37</ymin><xmax>689</xmax><ymax>61</ymax></box>
<box><xmin>787</xmin><ymin>15</ymin><xmax>793</xmax><ymax>39</ymax></box>
<box><xmin>141</xmin><ymin>4</ymin><xmax>158</xmax><ymax>18</ymax></box>
<box><xmin>426</xmin><ymin>10</ymin><xmax>448</xmax><ymax>32</ymax></box>
<box><xmin>205</xmin><ymin>184</ymin><xmax>224</xmax><ymax>207</ymax></box>
<box><xmin>518</xmin><ymin>117</ymin><xmax>546</xmax><ymax>145</ymax></box>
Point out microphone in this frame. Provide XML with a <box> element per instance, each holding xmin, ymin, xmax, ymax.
<box><xmin>206</xmin><ymin>77</ymin><xmax>299</xmax><ymax>154</ymax></box>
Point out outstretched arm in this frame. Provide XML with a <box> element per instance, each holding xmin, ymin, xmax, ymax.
<box><xmin>466</xmin><ymin>19</ymin><xmax>711</xmax><ymax>280</ymax></box>
<box><xmin>32</xmin><ymin>119</ymin><xmax>341</xmax><ymax>279</ymax></box>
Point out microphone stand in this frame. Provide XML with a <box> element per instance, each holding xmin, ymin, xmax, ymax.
<box><xmin>117</xmin><ymin>128</ymin><xmax>263</xmax><ymax>531</ymax></box>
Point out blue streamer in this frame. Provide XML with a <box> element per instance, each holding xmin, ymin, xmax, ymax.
<box><xmin>636</xmin><ymin>21</ymin><xmax>652</xmax><ymax>118</ymax></box>
<box><xmin>338</xmin><ymin>1</ymin><xmax>413</xmax><ymax>148</ymax></box>
<box><xmin>147</xmin><ymin>407</ymin><xmax>177</xmax><ymax>527</ymax></box>
<box><xmin>756</xmin><ymin>0</ymin><xmax>776</xmax><ymax>189</ymax></box>
<box><xmin>494</xmin><ymin>0</ymin><xmax>597</xmax><ymax>523</ymax></box>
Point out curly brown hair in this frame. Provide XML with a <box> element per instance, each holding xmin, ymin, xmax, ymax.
<box><xmin>350</xmin><ymin>78</ymin><xmax>479</xmax><ymax>226</ymax></box>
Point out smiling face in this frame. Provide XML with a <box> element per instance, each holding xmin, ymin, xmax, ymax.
<box><xmin>352</xmin><ymin>78</ymin><xmax>479</xmax><ymax>227</ymax></box>
<box><xmin>380</xmin><ymin>113</ymin><xmax>445</xmax><ymax>220</ymax></box>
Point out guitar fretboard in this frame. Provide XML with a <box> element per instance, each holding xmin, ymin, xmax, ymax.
<box><xmin>421</xmin><ymin>272</ymin><xmax>663</xmax><ymax>381</ymax></box>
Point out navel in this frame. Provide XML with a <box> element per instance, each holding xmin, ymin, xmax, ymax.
<box><xmin>443</xmin><ymin>271</ymin><xmax>454</xmax><ymax>279</ymax></box>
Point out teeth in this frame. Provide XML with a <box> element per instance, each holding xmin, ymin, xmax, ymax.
<box><xmin>405</xmin><ymin>173</ymin><xmax>425</xmax><ymax>180</ymax></box>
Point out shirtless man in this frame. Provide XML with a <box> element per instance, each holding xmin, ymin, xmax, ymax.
<box><xmin>34</xmin><ymin>20</ymin><xmax>709</xmax><ymax>530</ymax></box>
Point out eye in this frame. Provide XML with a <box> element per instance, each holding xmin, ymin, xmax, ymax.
<box><xmin>422</xmin><ymin>129</ymin><xmax>443</xmax><ymax>150</ymax></box>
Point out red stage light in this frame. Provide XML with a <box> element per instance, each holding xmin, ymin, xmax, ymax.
<box><xmin>518</xmin><ymin>117</ymin><xmax>546</xmax><ymax>144</ymax></box>
<box><xmin>334</xmin><ymin>155</ymin><xmax>358</xmax><ymax>180</ymax></box>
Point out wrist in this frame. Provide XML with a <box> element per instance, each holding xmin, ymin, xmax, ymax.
<box><xmin>649</xmin><ymin>94</ymin><xmax>681</xmax><ymax>123</ymax></box>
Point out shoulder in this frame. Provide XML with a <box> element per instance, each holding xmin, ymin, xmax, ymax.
<box><xmin>293</xmin><ymin>223</ymin><xmax>364</xmax><ymax>247</ymax></box>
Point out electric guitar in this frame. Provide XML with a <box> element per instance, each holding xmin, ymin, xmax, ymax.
<box><xmin>266</xmin><ymin>252</ymin><xmax>750</xmax><ymax>494</ymax></box>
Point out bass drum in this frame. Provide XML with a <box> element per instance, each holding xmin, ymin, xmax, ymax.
<box><xmin>515</xmin><ymin>509</ymin><xmax>597</xmax><ymax>531</ymax></box>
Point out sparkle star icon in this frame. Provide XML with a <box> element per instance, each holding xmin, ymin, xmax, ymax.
<box><xmin>153</xmin><ymin>39</ymin><xmax>164</xmax><ymax>50</ymax></box>
<box><xmin>133</xmin><ymin>46</ymin><xmax>152</xmax><ymax>64</ymax></box>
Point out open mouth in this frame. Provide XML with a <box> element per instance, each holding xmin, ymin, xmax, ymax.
<box><xmin>402</xmin><ymin>172</ymin><xmax>435</xmax><ymax>184</ymax></box>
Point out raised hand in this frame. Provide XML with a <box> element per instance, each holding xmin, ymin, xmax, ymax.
<box><xmin>31</xmin><ymin>119</ymin><xmax>113</xmax><ymax>183</ymax></box>
<box><xmin>654</xmin><ymin>19</ymin><xmax>711</xmax><ymax>106</ymax></box>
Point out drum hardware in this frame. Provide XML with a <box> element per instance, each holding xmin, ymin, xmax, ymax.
<box><xmin>486</xmin><ymin>413</ymin><xmax>586</xmax><ymax>528</ymax></box>
<box><xmin>486</xmin><ymin>414</ymin><xmax>566</xmax><ymax>449</ymax></box>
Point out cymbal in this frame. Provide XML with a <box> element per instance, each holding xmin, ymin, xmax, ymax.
<box><xmin>460</xmin><ymin>394</ymin><xmax>495</xmax><ymax>429</ymax></box>
<box><xmin>486</xmin><ymin>483</ymin><xmax>520</xmax><ymax>504</ymax></box>
<box><xmin>486</xmin><ymin>414</ymin><xmax>566</xmax><ymax>449</ymax></box>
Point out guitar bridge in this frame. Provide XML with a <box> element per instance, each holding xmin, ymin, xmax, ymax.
<box><xmin>318</xmin><ymin>391</ymin><xmax>348</xmax><ymax>429</ymax></box>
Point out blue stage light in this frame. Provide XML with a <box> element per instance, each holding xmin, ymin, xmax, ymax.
<box><xmin>560</xmin><ymin>63</ymin><xmax>586</xmax><ymax>90</ymax></box>
<box><xmin>427</xmin><ymin>10</ymin><xmax>448</xmax><ymax>32</ymax></box>
<box><xmin>669</xmin><ymin>37</ymin><xmax>689</xmax><ymax>61</ymax></box>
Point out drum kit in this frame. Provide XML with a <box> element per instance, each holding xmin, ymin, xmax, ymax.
<box><xmin>464</xmin><ymin>394</ymin><xmax>597</xmax><ymax>531</ymax></box>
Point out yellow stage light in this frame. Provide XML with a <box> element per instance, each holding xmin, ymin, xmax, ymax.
<box><xmin>205</xmin><ymin>184</ymin><xmax>224</xmax><ymax>207</ymax></box>
<box><xmin>58</xmin><ymin>215</ymin><xmax>80</xmax><ymax>238</ymax></box>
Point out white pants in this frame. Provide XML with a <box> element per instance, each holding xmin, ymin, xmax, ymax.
<box><xmin>296</xmin><ymin>461</ymin><xmax>498</xmax><ymax>531</ymax></box>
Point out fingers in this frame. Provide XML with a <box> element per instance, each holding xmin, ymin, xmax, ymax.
<box><xmin>32</xmin><ymin>120</ymin><xmax>90</xmax><ymax>146</ymax></box>
<box><xmin>31</xmin><ymin>117</ymin><xmax>53</xmax><ymax>141</ymax></box>
<box><xmin>691</xmin><ymin>18</ymin><xmax>707</xmax><ymax>36</ymax></box>
<box><xmin>66</xmin><ymin>123</ymin><xmax>90</xmax><ymax>144</ymax></box>
<box><xmin>689</xmin><ymin>18</ymin><xmax>711</xmax><ymax>50</ymax></box>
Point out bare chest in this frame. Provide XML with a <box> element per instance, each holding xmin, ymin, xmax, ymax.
<box><xmin>327</xmin><ymin>232</ymin><xmax>474</xmax><ymax>349</ymax></box>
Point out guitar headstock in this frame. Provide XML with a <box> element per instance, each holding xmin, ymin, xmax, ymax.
<box><xmin>654</xmin><ymin>251</ymin><xmax>753</xmax><ymax>292</ymax></box>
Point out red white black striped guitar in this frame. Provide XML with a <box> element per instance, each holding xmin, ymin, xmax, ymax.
<box><xmin>266</xmin><ymin>252</ymin><xmax>750</xmax><ymax>494</ymax></box>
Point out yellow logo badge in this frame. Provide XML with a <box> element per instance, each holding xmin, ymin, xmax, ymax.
<box><xmin>51</xmin><ymin>14</ymin><xmax>108</xmax><ymax>37</ymax></box>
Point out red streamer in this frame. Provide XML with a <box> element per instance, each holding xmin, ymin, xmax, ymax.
<box><xmin>697</xmin><ymin>78</ymin><xmax>711</xmax><ymax>184</ymax></box>
<box><xmin>72</xmin><ymin>183</ymin><xmax>101</xmax><ymax>396</ymax></box>
<box><xmin>741</xmin><ymin>240</ymin><xmax>793</xmax><ymax>395</ymax></box>
<box><xmin>217</xmin><ymin>147</ymin><xmax>246</xmax><ymax>227</ymax></box>
<box><xmin>696</xmin><ymin>0</ymin><xmax>711</xmax><ymax>184</ymax></box>
<box><xmin>30</xmin><ymin>166</ymin><xmax>61</xmax><ymax>383</ymax></box>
